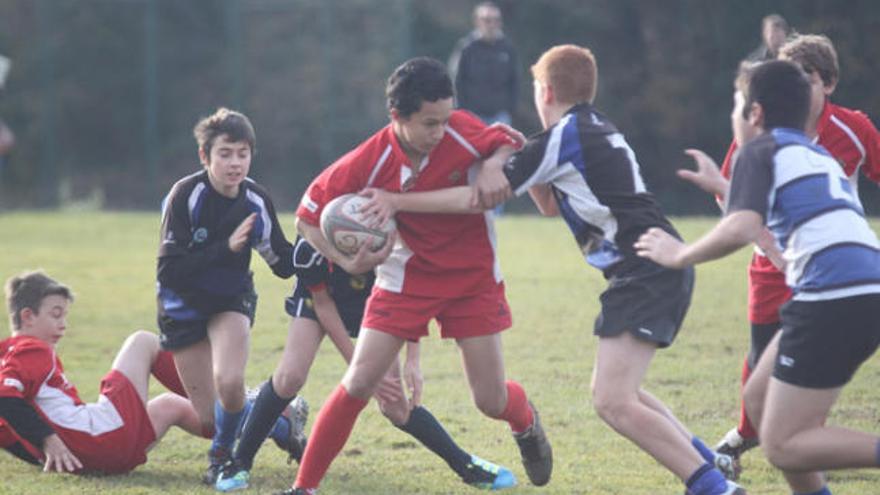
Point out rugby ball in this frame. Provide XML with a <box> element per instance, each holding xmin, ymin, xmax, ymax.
<box><xmin>320</xmin><ymin>193</ymin><xmax>396</xmax><ymax>256</ymax></box>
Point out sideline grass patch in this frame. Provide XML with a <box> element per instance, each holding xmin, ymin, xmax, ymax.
<box><xmin>0</xmin><ymin>212</ymin><xmax>878</xmax><ymax>494</ymax></box>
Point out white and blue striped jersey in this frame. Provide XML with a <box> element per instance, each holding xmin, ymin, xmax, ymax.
<box><xmin>727</xmin><ymin>128</ymin><xmax>880</xmax><ymax>301</ymax></box>
<box><xmin>503</xmin><ymin>103</ymin><xmax>679</xmax><ymax>275</ymax></box>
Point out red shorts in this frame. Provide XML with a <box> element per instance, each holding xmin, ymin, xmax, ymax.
<box><xmin>61</xmin><ymin>370</ymin><xmax>157</xmax><ymax>474</ymax></box>
<box><xmin>362</xmin><ymin>282</ymin><xmax>512</xmax><ymax>340</ymax></box>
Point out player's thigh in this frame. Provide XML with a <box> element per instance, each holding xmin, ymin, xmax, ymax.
<box><xmin>208</xmin><ymin>311</ymin><xmax>251</xmax><ymax>381</ymax></box>
<box><xmin>342</xmin><ymin>327</ymin><xmax>404</xmax><ymax>399</ymax></box>
<box><xmin>171</xmin><ymin>338</ymin><xmax>215</xmax><ymax>421</ymax></box>
<box><xmin>457</xmin><ymin>333</ymin><xmax>506</xmax><ymax>408</ymax></box>
<box><xmin>273</xmin><ymin>317</ymin><xmax>325</xmax><ymax>397</ymax></box>
<box><xmin>591</xmin><ymin>331</ymin><xmax>656</xmax><ymax>399</ymax></box>
<box><xmin>760</xmin><ymin>377</ymin><xmax>840</xmax><ymax>446</ymax></box>
<box><xmin>111</xmin><ymin>330</ymin><xmax>161</xmax><ymax>402</ymax></box>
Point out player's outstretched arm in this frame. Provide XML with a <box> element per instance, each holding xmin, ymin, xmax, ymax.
<box><xmin>634</xmin><ymin>210</ymin><xmax>763</xmax><ymax>269</ymax></box>
<box><xmin>678</xmin><ymin>149</ymin><xmax>729</xmax><ymax>205</ymax></box>
<box><xmin>359</xmin><ymin>187</ymin><xmax>481</xmax><ymax>226</ymax></box>
<box><xmin>311</xmin><ymin>289</ymin><xmax>356</xmax><ymax>364</ymax></box>
<box><xmin>527</xmin><ymin>184</ymin><xmax>559</xmax><ymax>216</ymax></box>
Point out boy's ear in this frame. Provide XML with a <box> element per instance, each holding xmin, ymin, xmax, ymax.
<box><xmin>543</xmin><ymin>82</ymin><xmax>555</xmax><ymax>105</ymax></box>
<box><xmin>389</xmin><ymin>108</ymin><xmax>401</xmax><ymax>122</ymax></box>
<box><xmin>824</xmin><ymin>79</ymin><xmax>838</xmax><ymax>96</ymax></box>
<box><xmin>198</xmin><ymin>147</ymin><xmax>209</xmax><ymax>167</ymax></box>
<box><xmin>748</xmin><ymin>102</ymin><xmax>765</xmax><ymax>129</ymax></box>
<box><xmin>18</xmin><ymin>307</ymin><xmax>35</xmax><ymax>328</ymax></box>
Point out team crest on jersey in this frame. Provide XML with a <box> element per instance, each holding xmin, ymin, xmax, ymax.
<box><xmin>448</xmin><ymin>170</ymin><xmax>461</xmax><ymax>183</ymax></box>
<box><xmin>350</xmin><ymin>275</ymin><xmax>367</xmax><ymax>291</ymax></box>
<box><xmin>193</xmin><ymin>227</ymin><xmax>208</xmax><ymax>244</ymax></box>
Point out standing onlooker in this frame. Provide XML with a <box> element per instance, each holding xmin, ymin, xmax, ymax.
<box><xmin>746</xmin><ymin>14</ymin><xmax>790</xmax><ymax>62</ymax></box>
<box><xmin>0</xmin><ymin>55</ymin><xmax>15</xmax><ymax>173</ymax></box>
<box><xmin>448</xmin><ymin>2</ymin><xmax>519</xmax><ymax>126</ymax></box>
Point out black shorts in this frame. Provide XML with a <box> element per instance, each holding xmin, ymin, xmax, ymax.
<box><xmin>284</xmin><ymin>283</ymin><xmax>362</xmax><ymax>338</ymax></box>
<box><xmin>158</xmin><ymin>289</ymin><xmax>258</xmax><ymax>351</ymax></box>
<box><xmin>594</xmin><ymin>264</ymin><xmax>694</xmax><ymax>347</ymax></box>
<box><xmin>773</xmin><ymin>294</ymin><xmax>880</xmax><ymax>388</ymax></box>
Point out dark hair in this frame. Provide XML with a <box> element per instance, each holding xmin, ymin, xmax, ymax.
<box><xmin>5</xmin><ymin>271</ymin><xmax>73</xmax><ymax>330</ymax></box>
<box><xmin>193</xmin><ymin>107</ymin><xmax>257</xmax><ymax>157</ymax></box>
<box><xmin>762</xmin><ymin>14</ymin><xmax>789</xmax><ymax>33</ymax></box>
<box><xmin>385</xmin><ymin>57</ymin><xmax>454</xmax><ymax>118</ymax></box>
<box><xmin>740</xmin><ymin>60</ymin><xmax>810</xmax><ymax>131</ymax></box>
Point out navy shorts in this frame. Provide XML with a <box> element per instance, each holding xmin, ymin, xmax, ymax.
<box><xmin>158</xmin><ymin>289</ymin><xmax>258</xmax><ymax>351</ymax></box>
<box><xmin>594</xmin><ymin>263</ymin><xmax>694</xmax><ymax>348</ymax></box>
<box><xmin>284</xmin><ymin>282</ymin><xmax>363</xmax><ymax>338</ymax></box>
<box><xmin>774</xmin><ymin>294</ymin><xmax>880</xmax><ymax>388</ymax></box>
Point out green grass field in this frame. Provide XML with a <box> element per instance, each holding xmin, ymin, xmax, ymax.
<box><xmin>1</xmin><ymin>212</ymin><xmax>878</xmax><ymax>495</ymax></box>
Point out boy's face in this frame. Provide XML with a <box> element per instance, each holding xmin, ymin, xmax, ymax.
<box><xmin>805</xmin><ymin>70</ymin><xmax>832</xmax><ymax>131</ymax></box>
<box><xmin>200</xmin><ymin>134</ymin><xmax>252</xmax><ymax>196</ymax></box>
<box><xmin>392</xmin><ymin>98</ymin><xmax>453</xmax><ymax>158</ymax></box>
<box><xmin>731</xmin><ymin>90</ymin><xmax>760</xmax><ymax>147</ymax></box>
<box><xmin>19</xmin><ymin>295</ymin><xmax>69</xmax><ymax>347</ymax></box>
<box><xmin>532</xmin><ymin>79</ymin><xmax>551</xmax><ymax>129</ymax></box>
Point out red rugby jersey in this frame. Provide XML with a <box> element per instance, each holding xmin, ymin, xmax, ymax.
<box><xmin>297</xmin><ymin>110</ymin><xmax>517</xmax><ymax>298</ymax></box>
<box><xmin>720</xmin><ymin>100</ymin><xmax>880</xmax><ymax>323</ymax></box>
<box><xmin>0</xmin><ymin>335</ymin><xmax>132</xmax><ymax>469</ymax></box>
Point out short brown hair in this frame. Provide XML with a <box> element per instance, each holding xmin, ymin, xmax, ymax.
<box><xmin>531</xmin><ymin>44</ymin><xmax>598</xmax><ymax>105</ymax></box>
<box><xmin>193</xmin><ymin>107</ymin><xmax>257</xmax><ymax>158</ymax></box>
<box><xmin>4</xmin><ymin>271</ymin><xmax>73</xmax><ymax>330</ymax></box>
<box><xmin>778</xmin><ymin>34</ymin><xmax>839</xmax><ymax>88</ymax></box>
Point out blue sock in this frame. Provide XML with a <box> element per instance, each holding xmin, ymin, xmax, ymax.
<box><xmin>235</xmin><ymin>400</ymin><xmax>254</xmax><ymax>438</ymax></box>
<box><xmin>692</xmin><ymin>436</ymin><xmax>716</xmax><ymax>464</ymax></box>
<box><xmin>686</xmin><ymin>463</ymin><xmax>727</xmax><ymax>495</ymax></box>
<box><xmin>875</xmin><ymin>438</ymin><xmax>880</xmax><ymax>467</ymax></box>
<box><xmin>268</xmin><ymin>413</ymin><xmax>291</xmax><ymax>442</ymax></box>
<box><xmin>795</xmin><ymin>487</ymin><xmax>831</xmax><ymax>495</ymax></box>
<box><xmin>212</xmin><ymin>401</ymin><xmax>247</xmax><ymax>452</ymax></box>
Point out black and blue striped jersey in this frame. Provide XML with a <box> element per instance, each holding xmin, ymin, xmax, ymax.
<box><xmin>727</xmin><ymin>128</ymin><xmax>880</xmax><ymax>301</ymax></box>
<box><xmin>503</xmin><ymin>103</ymin><xmax>679</xmax><ymax>275</ymax></box>
<box><xmin>157</xmin><ymin>169</ymin><xmax>295</xmax><ymax>320</ymax></box>
<box><xmin>284</xmin><ymin>236</ymin><xmax>374</xmax><ymax>338</ymax></box>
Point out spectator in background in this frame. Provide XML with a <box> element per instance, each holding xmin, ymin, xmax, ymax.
<box><xmin>449</xmin><ymin>2</ymin><xmax>519</xmax><ymax>127</ymax></box>
<box><xmin>0</xmin><ymin>54</ymin><xmax>15</xmax><ymax>172</ymax></box>
<box><xmin>746</xmin><ymin>14</ymin><xmax>790</xmax><ymax>62</ymax></box>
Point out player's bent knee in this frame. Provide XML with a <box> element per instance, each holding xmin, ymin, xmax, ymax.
<box><xmin>214</xmin><ymin>374</ymin><xmax>245</xmax><ymax>408</ymax></box>
<box><xmin>473</xmin><ymin>392</ymin><xmax>507</xmax><ymax>418</ymax></box>
<box><xmin>272</xmin><ymin>369</ymin><xmax>306</xmax><ymax>398</ymax></box>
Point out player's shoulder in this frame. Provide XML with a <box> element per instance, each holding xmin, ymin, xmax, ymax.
<box><xmin>1</xmin><ymin>336</ymin><xmax>53</xmax><ymax>361</ymax></box>
<box><xmin>334</xmin><ymin>126</ymin><xmax>395</xmax><ymax>168</ymax></box>
<box><xmin>164</xmin><ymin>169</ymin><xmax>208</xmax><ymax>205</ymax></box>
<box><xmin>828</xmin><ymin>102</ymin><xmax>878</xmax><ymax>134</ymax></box>
<box><xmin>242</xmin><ymin>177</ymin><xmax>274</xmax><ymax>202</ymax></box>
<box><xmin>448</xmin><ymin>109</ymin><xmax>486</xmax><ymax>130</ymax></box>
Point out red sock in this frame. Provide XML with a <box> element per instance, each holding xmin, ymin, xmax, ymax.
<box><xmin>294</xmin><ymin>384</ymin><xmax>368</xmax><ymax>490</ymax></box>
<box><xmin>493</xmin><ymin>380</ymin><xmax>534</xmax><ymax>434</ymax></box>
<box><xmin>151</xmin><ymin>350</ymin><xmax>187</xmax><ymax>397</ymax></box>
<box><xmin>737</xmin><ymin>357</ymin><xmax>758</xmax><ymax>439</ymax></box>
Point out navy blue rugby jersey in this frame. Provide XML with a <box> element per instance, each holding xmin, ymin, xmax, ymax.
<box><xmin>157</xmin><ymin>170</ymin><xmax>295</xmax><ymax>317</ymax></box>
<box><xmin>285</xmin><ymin>236</ymin><xmax>374</xmax><ymax>338</ymax></box>
<box><xmin>503</xmin><ymin>103</ymin><xmax>678</xmax><ymax>275</ymax></box>
<box><xmin>727</xmin><ymin>128</ymin><xmax>880</xmax><ymax>301</ymax></box>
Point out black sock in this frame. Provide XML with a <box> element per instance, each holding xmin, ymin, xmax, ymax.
<box><xmin>234</xmin><ymin>378</ymin><xmax>295</xmax><ymax>470</ymax></box>
<box><xmin>396</xmin><ymin>405</ymin><xmax>472</xmax><ymax>479</ymax></box>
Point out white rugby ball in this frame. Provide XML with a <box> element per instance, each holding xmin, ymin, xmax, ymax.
<box><xmin>320</xmin><ymin>193</ymin><xmax>396</xmax><ymax>256</ymax></box>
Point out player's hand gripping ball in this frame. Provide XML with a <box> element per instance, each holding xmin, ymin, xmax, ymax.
<box><xmin>320</xmin><ymin>193</ymin><xmax>396</xmax><ymax>256</ymax></box>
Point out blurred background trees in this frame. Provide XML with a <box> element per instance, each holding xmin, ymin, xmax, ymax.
<box><xmin>1</xmin><ymin>0</ymin><xmax>878</xmax><ymax>213</ymax></box>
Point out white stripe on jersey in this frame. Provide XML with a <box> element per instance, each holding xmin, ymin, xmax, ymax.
<box><xmin>186</xmin><ymin>182</ymin><xmax>207</xmax><ymax>225</ymax></box>
<box><xmin>246</xmin><ymin>190</ymin><xmax>280</xmax><ymax>266</ymax></box>
<box><xmin>784</xmin><ymin>208</ymin><xmax>880</xmax><ymax>286</ymax></box>
<box><xmin>794</xmin><ymin>283</ymin><xmax>880</xmax><ymax>302</ymax></box>
<box><xmin>772</xmin><ymin>145</ymin><xmax>836</xmax><ymax>187</ymax></box>
<box><xmin>830</xmin><ymin>114</ymin><xmax>867</xmax><ymax>194</ymax></box>
<box><xmin>35</xmin><ymin>358</ymin><xmax>124</xmax><ymax>436</ymax></box>
<box><xmin>376</xmin><ymin>236</ymin><xmax>414</xmax><ymax>293</ymax></box>
<box><xmin>605</xmin><ymin>133</ymin><xmax>647</xmax><ymax>193</ymax></box>
<box><xmin>512</xmin><ymin>116</ymin><xmax>566</xmax><ymax>197</ymax></box>
<box><xmin>467</xmin><ymin>165</ymin><xmax>504</xmax><ymax>283</ymax></box>
<box><xmin>553</xmin><ymin>162</ymin><xmax>618</xmax><ymax>242</ymax></box>
<box><xmin>367</xmin><ymin>145</ymin><xmax>393</xmax><ymax>187</ymax></box>
<box><xmin>445</xmin><ymin>125</ymin><xmax>480</xmax><ymax>158</ymax></box>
